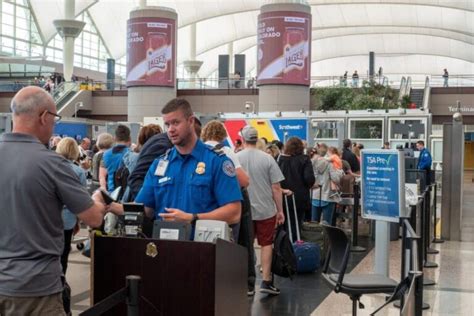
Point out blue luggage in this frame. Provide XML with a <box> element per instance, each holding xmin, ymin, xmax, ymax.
<box><xmin>284</xmin><ymin>194</ymin><xmax>321</xmax><ymax>273</ymax></box>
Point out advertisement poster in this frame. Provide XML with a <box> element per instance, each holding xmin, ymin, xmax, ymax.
<box><xmin>126</xmin><ymin>17</ymin><xmax>175</xmax><ymax>87</ymax></box>
<box><xmin>223</xmin><ymin>119</ymin><xmax>307</xmax><ymax>148</ymax></box>
<box><xmin>361</xmin><ymin>150</ymin><xmax>405</xmax><ymax>222</ymax></box>
<box><xmin>257</xmin><ymin>11</ymin><xmax>311</xmax><ymax>86</ymax></box>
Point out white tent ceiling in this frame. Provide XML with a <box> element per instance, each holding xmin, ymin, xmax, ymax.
<box><xmin>28</xmin><ymin>0</ymin><xmax>474</xmax><ymax>77</ymax></box>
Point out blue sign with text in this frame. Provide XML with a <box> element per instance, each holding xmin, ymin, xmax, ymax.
<box><xmin>361</xmin><ymin>150</ymin><xmax>403</xmax><ymax>222</ymax></box>
<box><xmin>270</xmin><ymin>119</ymin><xmax>307</xmax><ymax>141</ymax></box>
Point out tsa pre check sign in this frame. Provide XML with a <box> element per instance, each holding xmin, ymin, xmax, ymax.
<box><xmin>361</xmin><ymin>150</ymin><xmax>405</xmax><ymax>223</ymax></box>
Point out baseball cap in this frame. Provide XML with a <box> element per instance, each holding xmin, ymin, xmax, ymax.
<box><xmin>241</xmin><ymin>126</ymin><xmax>258</xmax><ymax>142</ymax></box>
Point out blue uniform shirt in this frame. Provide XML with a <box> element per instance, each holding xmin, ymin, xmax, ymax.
<box><xmin>417</xmin><ymin>148</ymin><xmax>432</xmax><ymax>170</ymax></box>
<box><xmin>135</xmin><ymin>139</ymin><xmax>242</xmax><ymax>218</ymax></box>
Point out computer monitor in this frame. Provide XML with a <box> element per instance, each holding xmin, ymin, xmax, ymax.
<box><xmin>405</xmin><ymin>157</ymin><xmax>417</xmax><ymax>170</ymax></box>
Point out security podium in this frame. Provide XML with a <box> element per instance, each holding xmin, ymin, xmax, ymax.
<box><xmin>91</xmin><ymin>236</ymin><xmax>248</xmax><ymax>316</ymax></box>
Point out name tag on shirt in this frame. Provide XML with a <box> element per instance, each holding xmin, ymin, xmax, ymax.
<box><xmin>158</xmin><ymin>176</ymin><xmax>171</xmax><ymax>184</ymax></box>
<box><xmin>155</xmin><ymin>160</ymin><xmax>169</xmax><ymax>176</ymax></box>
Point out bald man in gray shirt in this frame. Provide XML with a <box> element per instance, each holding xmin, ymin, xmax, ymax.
<box><xmin>0</xmin><ymin>87</ymin><xmax>123</xmax><ymax>315</ymax></box>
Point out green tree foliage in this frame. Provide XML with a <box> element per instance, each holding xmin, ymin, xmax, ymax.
<box><xmin>311</xmin><ymin>82</ymin><xmax>399</xmax><ymax>111</ymax></box>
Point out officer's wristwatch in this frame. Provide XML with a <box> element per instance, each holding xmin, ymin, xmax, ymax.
<box><xmin>191</xmin><ymin>213</ymin><xmax>199</xmax><ymax>225</ymax></box>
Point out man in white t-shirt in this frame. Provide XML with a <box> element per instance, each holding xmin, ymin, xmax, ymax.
<box><xmin>237</xmin><ymin>126</ymin><xmax>285</xmax><ymax>295</ymax></box>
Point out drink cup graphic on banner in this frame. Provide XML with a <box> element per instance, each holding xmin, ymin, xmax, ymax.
<box><xmin>146</xmin><ymin>32</ymin><xmax>168</xmax><ymax>79</ymax></box>
<box><xmin>256</xmin><ymin>11</ymin><xmax>310</xmax><ymax>86</ymax></box>
<box><xmin>126</xmin><ymin>17</ymin><xmax>175</xmax><ymax>87</ymax></box>
<box><xmin>283</xmin><ymin>27</ymin><xmax>305</xmax><ymax>82</ymax></box>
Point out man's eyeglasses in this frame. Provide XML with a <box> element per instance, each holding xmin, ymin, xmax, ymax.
<box><xmin>43</xmin><ymin>110</ymin><xmax>61</xmax><ymax>123</ymax></box>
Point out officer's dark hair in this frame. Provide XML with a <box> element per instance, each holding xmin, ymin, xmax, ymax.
<box><xmin>343</xmin><ymin>139</ymin><xmax>352</xmax><ymax>149</ymax></box>
<box><xmin>162</xmin><ymin>98</ymin><xmax>193</xmax><ymax>118</ymax></box>
<box><xmin>115</xmin><ymin>124</ymin><xmax>131</xmax><ymax>142</ymax></box>
<box><xmin>416</xmin><ymin>140</ymin><xmax>425</xmax><ymax>146</ymax></box>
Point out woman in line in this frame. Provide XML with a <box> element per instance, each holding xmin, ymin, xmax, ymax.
<box><xmin>311</xmin><ymin>143</ymin><xmax>343</xmax><ymax>224</ymax></box>
<box><xmin>56</xmin><ymin>137</ymin><xmax>88</xmax><ymax>274</ymax></box>
<box><xmin>278</xmin><ymin>137</ymin><xmax>315</xmax><ymax>241</ymax></box>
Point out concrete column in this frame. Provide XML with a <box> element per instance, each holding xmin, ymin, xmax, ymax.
<box><xmin>53</xmin><ymin>0</ymin><xmax>85</xmax><ymax>81</ymax></box>
<box><xmin>183</xmin><ymin>23</ymin><xmax>203</xmax><ymax>86</ymax></box>
<box><xmin>257</xmin><ymin>2</ymin><xmax>312</xmax><ymax>112</ymax></box>
<box><xmin>127</xmin><ymin>7</ymin><xmax>177</xmax><ymax>122</ymax></box>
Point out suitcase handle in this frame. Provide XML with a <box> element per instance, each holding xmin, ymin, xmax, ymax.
<box><xmin>284</xmin><ymin>194</ymin><xmax>301</xmax><ymax>242</ymax></box>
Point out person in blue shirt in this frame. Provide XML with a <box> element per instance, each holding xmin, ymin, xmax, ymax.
<box><xmin>110</xmin><ymin>98</ymin><xmax>242</xmax><ymax>226</ymax></box>
<box><xmin>100</xmin><ymin>125</ymin><xmax>131</xmax><ymax>192</ymax></box>
<box><xmin>416</xmin><ymin>140</ymin><xmax>432</xmax><ymax>185</ymax></box>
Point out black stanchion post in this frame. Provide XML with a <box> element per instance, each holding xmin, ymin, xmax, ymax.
<box><xmin>126</xmin><ymin>275</ymin><xmax>141</xmax><ymax>316</ymax></box>
<box><xmin>432</xmin><ymin>182</ymin><xmax>444</xmax><ymax>244</ymax></box>
<box><xmin>423</xmin><ymin>187</ymin><xmax>438</xmax><ymax>269</ymax></box>
<box><xmin>415</xmin><ymin>231</ymin><xmax>429</xmax><ymax>311</ymax></box>
<box><xmin>427</xmin><ymin>185</ymin><xmax>440</xmax><ymax>254</ymax></box>
<box><xmin>351</xmin><ymin>183</ymin><xmax>366</xmax><ymax>252</ymax></box>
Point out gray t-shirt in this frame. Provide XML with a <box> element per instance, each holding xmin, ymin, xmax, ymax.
<box><xmin>0</xmin><ymin>133</ymin><xmax>94</xmax><ymax>297</ymax></box>
<box><xmin>237</xmin><ymin>148</ymin><xmax>284</xmax><ymax>220</ymax></box>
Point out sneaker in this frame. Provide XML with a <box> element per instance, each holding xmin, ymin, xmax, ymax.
<box><xmin>259</xmin><ymin>280</ymin><xmax>280</xmax><ymax>295</ymax></box>
<box><xmin>247</xmin><ymin>287</ymin><xmax>255</xmax><ymax>296</ymax></box>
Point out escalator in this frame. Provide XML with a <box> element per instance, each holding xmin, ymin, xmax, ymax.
<box><xmin>52</xmin><ymin>82</ymin><xmax>79</xmax><ymax>112</ymax></box>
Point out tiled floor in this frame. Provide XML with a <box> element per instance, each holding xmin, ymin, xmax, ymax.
<box><xmin>68</xmin><ymin>232</ymin><xmax>474</xmax><ymax>315</ymax></box>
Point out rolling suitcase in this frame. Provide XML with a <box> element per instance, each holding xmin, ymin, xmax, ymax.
<box><xmin>285</xmin><ymin>194</ymin><xmax>321</xmax><ymax>273</ymax></box>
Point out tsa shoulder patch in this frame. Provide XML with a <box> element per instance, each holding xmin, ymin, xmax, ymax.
<box><xmin>222</xmin><ymin>160</ymin><xmax>236</xmax><ymax>177</ymax></box>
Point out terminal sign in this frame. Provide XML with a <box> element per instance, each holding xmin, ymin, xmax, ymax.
<box><xmin>126</xmin><ymin>17</ymin><xmax>176</xmax><ymax>87</ymax></box>
<box><xmin>361</xmin><ymin>150</ymin><xmax>405</xmax><ymax>222</ymax></box>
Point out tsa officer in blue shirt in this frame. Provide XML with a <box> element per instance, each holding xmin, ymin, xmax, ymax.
<box><xmin>134</xmin><ymin>98</ymin><xmax>242</xmax><ymax>225</ymax></box>
<box><xmin>416</xmin><ymin>140</ymin><xmax>433</xmax><ymax>185</ymax></box>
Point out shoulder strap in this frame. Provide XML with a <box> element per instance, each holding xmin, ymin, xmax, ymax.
<box><xmin>211</xmin><ymin>143</ymin><xmax>225</xmax><ymax>156</ymax></box>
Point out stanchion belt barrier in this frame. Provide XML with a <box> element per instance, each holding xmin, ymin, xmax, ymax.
<box><xmin>351</xmin><ymin>183</ymin><xmax>366</xmax><ymax>252</ymax></box>
<box><xmin>371</xmin><ymin>217</ymin><xmax>423</xmax><ymax>315</ymax></box>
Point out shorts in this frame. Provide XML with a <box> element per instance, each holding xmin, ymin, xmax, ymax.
<box><xmin>253</xmin><ymin>215</ymin><xmax>276</xmax><ymax>246</ymax></box>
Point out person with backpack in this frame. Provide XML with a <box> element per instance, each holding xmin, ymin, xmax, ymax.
<box><xmin>311</xmin><ymin>143</ymin><xmax>343</xmax><ymax>224</ymax></box>
<box><xmin>91</xmin><ymin>133</ymin><xmax>113</xmax><ymax>191</ymax></box>
<box><xmin>100</xmin><ymin>125</ymin><xmax>131</xmax><ymax>193</ymax></box>
<box><xmin>200</xmin><ymin>120</ymin><xmax>255</xmax><ymax>294</ymax></box>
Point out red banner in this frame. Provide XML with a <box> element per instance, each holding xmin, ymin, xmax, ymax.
<box><xmin>257</xmin><ymin>11</ymin><xmax>311</xmax><ymax>86</ymax></box>
<box><xmin>126</xmin><ymin>17</ymin><xmax>176</xmax><ymax>87</ymax></box>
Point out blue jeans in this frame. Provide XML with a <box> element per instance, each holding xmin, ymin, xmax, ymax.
<box><xmin>311</xmin><ymin>201</ymin><xmax>336</xmax><ymax>224</ymax></box>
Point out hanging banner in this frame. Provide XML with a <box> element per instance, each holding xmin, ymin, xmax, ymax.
<box><xmin>361</xmin><ymin>150</ymin><xmax>406</xmax><ymax>222</ymax></box>
<box><xmin>126</xmin><ymin>17</ymin><xmax>175</xmax><ymax>87</ymax></box>
<box><xmin>257</xmin><ymin>11</ymin><xmax>311</xmax><ymax>86</ymax></box>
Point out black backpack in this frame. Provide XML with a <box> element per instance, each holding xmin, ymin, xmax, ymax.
<box><xmin>114</xmin><ymin>157</ymin><xmax>130</xmax><ymax>201</ymax></box>
<box><xmin>272</xmin><ymin>225</ymin><xmax>297</xmax><ymax>279</ymax></box>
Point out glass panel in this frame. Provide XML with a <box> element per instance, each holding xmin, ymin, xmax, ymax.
<box><xmin>2</xmin><ymin>13</ymin><xmax>15</xmax><ymax>26</ymax></box>
<box><xmin>31</xmin><ymin>44</ymin><xmax>43</xmax><ymax>56</ymax></box>
<box><xmin>3</xmin><ymin>3</ymin><xmax>14</xmax><ymax>15</ymax></box>
<box><xmin>10</xmin><ymin>64</ymin><xmax>25</xmax><ymax>72</ymax></box>
<box><xmin>16</xmin><ymin>40</ymin><xmax>29</xmax><ymax>54</ymax></box>
<box><xmin>16</xmin><ymin>28</ymin><xmax>28</xmax><ymax>40</ymax></box>
<box><xmin>390</xmin><ymin>119</ymin><xmax>425</xmax><ymax>140</ymax></box>
<box><xmin>312</xmin><ymin>120</ymin><xmax>341</xmax><ymax>139</ymax></box>
<box><xmin>432</xmin><ymin>140</ymin><xmax>443</xmax><ymax>162</ymax></box>
<box><xmin>2</xmin><ymin>24</ymin><xmax>14</xmax><ymax>36</ymax></box>
<box><xmin>350</xmin><ymin>120</ymin><xmax>383</xmax><ymax>139</ymax></box>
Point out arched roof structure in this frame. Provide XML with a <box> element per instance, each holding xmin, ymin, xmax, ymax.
<box><xmin>27</xmin><ymin>0</ymin><xmax>474</xmax><ymax>78</ymax></box>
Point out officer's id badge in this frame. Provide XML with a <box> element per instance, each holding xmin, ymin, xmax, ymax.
<box><xmin>154</xmin><ymin>159</ymin><xmax>169</xmax><ymax>176</ymax></box>
<box><xmin>195</xmin><ymin>162</ymin><xmax>206</xmax><ymax>175</ymax></box>
<box><xmin>222</xmin><ymin>160</ymin><xmax>236</xmax><ymax>177</ymax></box>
